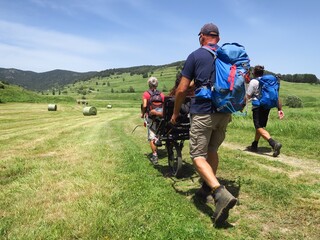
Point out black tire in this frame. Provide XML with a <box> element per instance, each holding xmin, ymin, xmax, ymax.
<box><xmin>166</xmin><ymin>140</ymin><xmax>183</xmax><ymax>177</ymax></box>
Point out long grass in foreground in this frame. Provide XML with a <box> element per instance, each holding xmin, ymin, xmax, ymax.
<box><xmin>0</xmin><ymin>103</ymin><xmax>319</xmax><ymax>239</ymax></box>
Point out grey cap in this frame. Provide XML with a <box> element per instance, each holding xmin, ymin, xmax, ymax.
<box><xmin>147</xmin><ymin>76</ymin><xmax>158</xmax><ymax>88</ymax></box>
<box><xmin>198</xmin><ymin>23</ymin><xmax>219</xmax><ymax>36</ymax></box>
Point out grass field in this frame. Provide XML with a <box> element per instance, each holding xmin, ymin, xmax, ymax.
<box><xmin>1</xmin><ymin>101</ymin><xmax>319</xmax><ymax>239</ymax></box>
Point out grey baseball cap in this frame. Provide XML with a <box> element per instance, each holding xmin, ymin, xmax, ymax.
<box><xmin>198</xmin><ymin>23</ymin><xmax>219</xmax><ymax>36</ymax></box>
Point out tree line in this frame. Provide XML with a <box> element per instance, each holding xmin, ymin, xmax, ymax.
<box><xmin>281</xmin><ymin>74</ymin><xmax>319</xmax><ymax>84</ymax></box>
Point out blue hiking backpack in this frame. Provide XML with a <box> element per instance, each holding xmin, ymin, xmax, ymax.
<box><xmin>253</xmin><ymin>74</ymin><xmax>279</xmax><ymax>109</ymax></box>
<box><xmin>202</xmin><ymin>43</ymin><xmax>251</xmax><ymax>113</ymax></box>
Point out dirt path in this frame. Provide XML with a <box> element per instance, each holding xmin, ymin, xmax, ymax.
<box><xmin>222</xmin><ymin>142</ymin><xmax>320</xmax><ymax>176</ymax></box>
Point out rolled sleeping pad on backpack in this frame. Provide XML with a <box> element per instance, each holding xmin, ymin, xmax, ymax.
<box><xmin>83</xmin><ymin>106</ymin><xmax>97</xmax><ymax>116</ymax></box>
<box><xmin>48</xmin><ymin>104</ymin><xmax>57</xmax><ymax>111</ymax></box>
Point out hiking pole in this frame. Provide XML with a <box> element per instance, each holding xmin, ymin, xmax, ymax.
<box><xmin>132</xmin><ymin>116</ymin><xmax>148</xmax><ymax>134</ymax></box>
<box><xmin>131</xmin><ymin>125</ymin><xmax>143</xmax><ymax>134</ymax></box>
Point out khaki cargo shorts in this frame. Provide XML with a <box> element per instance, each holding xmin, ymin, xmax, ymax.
<box><xmin>189</xmin><ymin>113</ymin><xmax>231</xmax><ymax>159</ymax></box>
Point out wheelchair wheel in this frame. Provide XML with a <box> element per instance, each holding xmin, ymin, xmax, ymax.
<box><xmin>166</xmin><ymin>140</ymin><xmax>183</xmax><ymax>177</ymax></box>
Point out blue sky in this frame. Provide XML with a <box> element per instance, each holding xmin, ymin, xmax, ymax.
<box><xmin>0</xmin><ymin>0</ymin><xmax>319</xmax><ymax>78</ymax></box>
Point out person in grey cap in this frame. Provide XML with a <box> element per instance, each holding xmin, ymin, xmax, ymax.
<box><xmin>170</xmin><ymin>23</ymin><xmax>237</xmax><ymax>227</ymax></box>
<box><xmin>141</xmin><ymin>76</ymin><xmax>165</xmax><ymax>164</ymax></box>
<box><xmin>199</xmin><ymin>23</ymin><xmax>220</xmax><ymax>36</ymax></box>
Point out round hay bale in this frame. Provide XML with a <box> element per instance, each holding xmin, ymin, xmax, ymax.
<box><xmin>107</xmin><ymin>104</ymin><xmax>112</xmax><ymax>109</ymax></box>
<box><xmin>48</xmin><ymin>104</ymin><xmax>57</xmax><ymax>111</ymax></box>
<box><xmin>83</xmin><ymin>106</ymin><xmax>97</xmax><ymax>116</ymax></box>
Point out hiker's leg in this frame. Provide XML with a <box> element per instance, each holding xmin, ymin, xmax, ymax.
<box><xmin>256</xmin><ymin>108</ymin><xmax>282</xmax><ymax>157</ymax></box>
<box><xmin>193</xmin><ymin>156</ymin><xmax>220</xmax><ymax>188</ymax></box>
<box><xmin>207</xmin><ymin>151</ymin><xmax>218</xmax><ymax>175</ymax></box>
<box><xmin>257</xmin><ymin>127</ymin><xmax>271</xmax><ymax>141</ymax></box>
<box><xmin>190</xmin><ymin>114</ymin><xmax>220</xmax><ymax>188</ymax></box>
<box><xmin>149</xmin><ymin>140</ymin><xmax>157</xmax><ymax>154</ymax></box>
<box><xmin>206</xmin><ymin>113</ymin><xmax>230</xmax><ymax>176</ymax></box>
<box><xmin>252</xmin><ymin>108</ymin><xmax>261</xmax><ymax>144</ymax></box>
<box><xmin>147</xmin><ymin>122</ymin><xmax>158</xmax><ymax>155</ymax></box>
<box><xmin>254</xmin><ymin>129</ymin><xmax>261</xmax><ymax>142</ymax></box>
<box><xmin>190</xmin><ymin>113</ymin><xmax>230</xmax><ymax>185</ymax></box>
<box><xmin>191</xmin><ymin>114</ymin><xmax>236</xmax><ymax>226</ymax></box>
<box><xmin>254</xmin><ymin>108</ymin><xmax>271</xmax><ymax>141</ymax></box>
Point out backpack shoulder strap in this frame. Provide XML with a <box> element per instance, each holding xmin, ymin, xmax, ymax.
<box><xmin>200</xmin><ymin>46</ymin><xmax>218</xmax><ymax>87</ymax></box>
<box><xmin>202</xmin><ymin>46</ymin><xmax>217</xmax><ymax>59</ymax></box>
<box><xmin>146</xmin><ymin>90</ymin><xmax>153</xmax><ymax>112</ymax></box>
<box><xmin>154</xmin><ymin>89</ymin><xmax>160</xmax><ymax>94</ymax></box>
<box><xmin>147</xmin><ymin>89</ymin><xmax>154</xmax><ymax>96</ymax></box>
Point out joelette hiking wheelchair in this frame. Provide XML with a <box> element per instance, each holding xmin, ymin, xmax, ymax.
<box><xmin>149</xmin><ymin>96</ymin><xmax>191</xmax><ymax>176</ymax></box>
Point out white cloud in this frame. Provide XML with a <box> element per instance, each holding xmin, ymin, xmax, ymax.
<box><xmin>0</xmin><ymin>42</ymin><xmax>106</xmax><ymax>72</ymax></box>
<box><xmin>0</xmin><ymin>20</ymin><xmax>106</xmax><ymax>54</ymax></box>
<box><xmin>0</xmin><ymin>19</ymin><xmax>146</xmax><ymax>72</ymax></box>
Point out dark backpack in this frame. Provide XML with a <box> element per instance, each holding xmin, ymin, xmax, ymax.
<box><xmin>253</xmin><ymin>75</ymin><xmax>279</xmax><ymax>109</ymax></box>
<box><xmin>147</xmin><ymin>89</ymin><xmax>163</xmax><ymax>112</ymax></box>
<box><xmin>200</xmin><ymin>43</ymin><xmax>250</xmax><ymax>113</ymax></box>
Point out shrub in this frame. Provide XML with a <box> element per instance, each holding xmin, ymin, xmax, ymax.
<box><xmin>285</xmin><ymin>95</ymin><xmax>303</xmax><ymax>108</ymax></box>
<box><xmin>127</xmin><ymin>86</ymin><xmax>135</xmax><ymax>93</ymax></box>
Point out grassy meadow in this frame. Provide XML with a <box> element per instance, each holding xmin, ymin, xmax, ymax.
<box><xmin>0</xmin><ymin>72</ymin><xmax>319</xmax><ymax>239</ymax></box>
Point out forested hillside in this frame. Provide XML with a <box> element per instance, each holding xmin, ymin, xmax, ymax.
<box><xmin>0</xmin><ymin>62</ymin><xmax>184</xmax><ymax>92</ymax></box>
<box><xmin>0</xmin><ymin>68</ymin><xmax>97</xmax><ymax>91</ymax></box>
<box><xmin>0</xmin><ymin>60</ymin><xmax>318</xmax><ymax>93</ymax></box>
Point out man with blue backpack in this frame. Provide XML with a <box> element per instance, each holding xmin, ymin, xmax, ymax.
<box><xmin>170</xmin><ymin>23</ymin><xmax>240</xmax><ymax>227</ymax></box>
<box><xmin>246</xmin><ymin>65</ymin><xmax>284</xmax><ymax>157</ymax></box>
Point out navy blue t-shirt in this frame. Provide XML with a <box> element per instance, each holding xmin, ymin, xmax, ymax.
<box><xmin>181</xmin><ymin>44</ymin><xmax>218</xmax><ymax>114</ymax></box>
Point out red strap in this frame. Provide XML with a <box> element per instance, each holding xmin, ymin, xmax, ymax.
<box><xmin>228</xmin><ymin>65</ymin><xmax>236</xmax><ymax>90</ymax></box>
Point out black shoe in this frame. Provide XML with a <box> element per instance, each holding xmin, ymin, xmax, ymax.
<box><xmin>212</xmin><ymin>186</ymin><xmax>237</xmax><ymax>227</ymax></box>
<box><xmin>273</xmin><ymin>142</ymin><xmax>282</xmax><ymax>157</ymax></box>
<box><xmin>150</xmin><ymin>155</ymin><xmax>158</xmax><ymax>165</ymax></box>
<box><xmin>246</xmin><ymin>145</ymin><xmax>257</xmax><ymax>152</ymax></box>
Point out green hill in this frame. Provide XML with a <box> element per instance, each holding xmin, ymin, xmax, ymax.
<box><xmin>1</xmin><ymin>60</ymin><xmax>318</xmax><ymax>93</ymax></box>
<box><xmin>0</xmin><ymin>62</ymin><xmax>184</xmax><ymax>92</ymax></box>
<box><xmin>0</xmin><ymin>63</ymin><xmax>182</xmax><ymax>107</ymax></box>
<box><xmin>2</xmin><ymin>61</ymin><xmax>320</xmax><ymax>110</ymax></box>
<box><xmin>0</xmin><ymin>68</ymin><xmax>97</xmax><ymax>91</ymax></box>
<box><xmin>0</xmin><ymin>81</ymin><xmax>75</xmax><ymax>103</ymax></box>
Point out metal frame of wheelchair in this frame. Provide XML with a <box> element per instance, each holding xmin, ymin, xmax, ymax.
<box><xmin>151</xmin><ymin>96</ymin><xmax>191</xmax><ymax>176</ymax></box>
